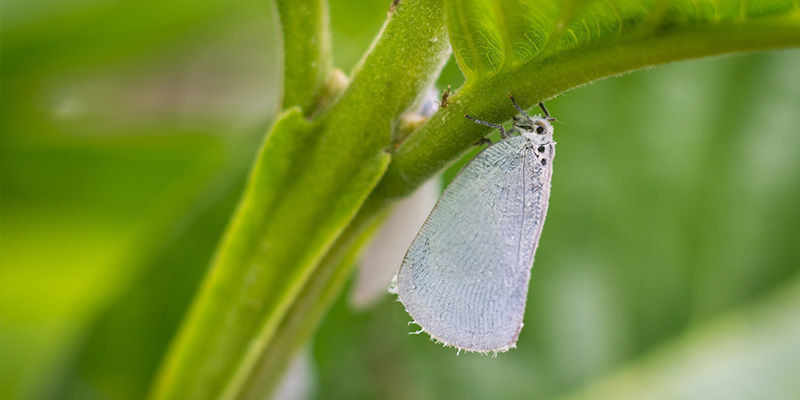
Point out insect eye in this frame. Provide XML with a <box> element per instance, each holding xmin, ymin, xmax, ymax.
<box><xmin>535</xmin><ymin>125</ymin><xmax>545</xmax><ymax>134</ymax></box>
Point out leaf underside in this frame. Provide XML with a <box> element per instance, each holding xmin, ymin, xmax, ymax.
<box><xmin>379</xmin><ymin>0</ymin><xmax>800</xmax><ymax>198</ymax></box>
<box><xmin>449</xmin><ymin>0</ymin><xmax>797</xmax><ymax>81</ymax></box>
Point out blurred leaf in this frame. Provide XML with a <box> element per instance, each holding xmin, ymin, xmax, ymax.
<box><xmin>0</xmin><ymin>133</ymin><xmax>234</xmax><ymax>400</ymax></box>
<box><xmin>0</xmin><ymin>1</ymin><xmax>280</xmax><ymax>397</ymax></box>
<box><xmin>1</xmin><ymin>0</ymin><xmax>251</xmax><ymax>78</ymax></box>
<box><xmin>559</xmin><ymin>276</ymin><xmax>800</xmax><ymax>400</ymax></box>
<box><xmin>55</xmin><ymin>171</ymin><xmax>248</xmax><ymax>400</ymax></box>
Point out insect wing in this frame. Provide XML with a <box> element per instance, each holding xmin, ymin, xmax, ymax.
<box><xmin>397</xmin><ymin>135</ymin><xmax>553</xmax><ymax>352</ymax></box>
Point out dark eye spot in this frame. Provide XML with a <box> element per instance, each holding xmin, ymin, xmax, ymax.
<box><xmin>537</xmin><ymin>145</ymin><xmax>545</xmax><ymax>153</ymax></box>
<box><xmin>540</xmin><ymin>159</ymin><xmax>547</xmax><ymax>166</ymax></box>
<box><xmin>535</xmin><ymin>126</ymin><xmax>545</xmax><ymax>134</ymax></box>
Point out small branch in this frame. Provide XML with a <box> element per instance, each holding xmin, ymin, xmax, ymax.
<box><xmin>276</xmin><ymin>0</ymin><xmax>333</xmax><ymax>114</ymax></box>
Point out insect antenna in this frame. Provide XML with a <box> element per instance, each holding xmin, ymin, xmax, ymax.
<box><xmin>538</xmin><ymin>102</ymin><xmax>550</xmax><ymax>118</ymax></box>
<box><xmin>465</xmin><ymin>114</ymin><xmax>510</xmax><ymax>139</ymax></box>
<box><xmin>538</xmin><ymin>102</ymin><xmax>558</xmax><ymax>122</ymax></box>
<box><xmin>508</xmin><ymin>95</ymin><xmax>531</xmax><ymax>120</ymax></box>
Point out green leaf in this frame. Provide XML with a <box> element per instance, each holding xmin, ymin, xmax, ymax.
<box><xmin>377</xmin><ymin>0</ymin><xmax>800</xmax><ymax>199</ymax></box>
<box><xmin>1</xmin><ymin>0</ymin><xmax>253</xmax><ymax>78</ymax></box>
<box><xmin>56</xmin><ymin>172</ymin><xmax>247</xmax><ymax>400</ymax></box>
<box><xmin>446</xmin><ymin>0</ymin><xmax>505</xmax><ymax>79</ymax></box>
<box><xmin>0</xmin><ymin>131</ymin><xmax>236</xmax><ymax>399</ymax></box>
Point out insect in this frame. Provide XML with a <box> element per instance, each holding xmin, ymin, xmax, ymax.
<box><xmin>396</xmin><ymin>96</ymin><xmax>556</xmax><ymax>353</ymax></box>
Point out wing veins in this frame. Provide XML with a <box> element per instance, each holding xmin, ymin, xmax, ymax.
<box><xmin>515</xmin><ymin>145</ymin><xmax>527</xmax><ymax>269</ymax></box>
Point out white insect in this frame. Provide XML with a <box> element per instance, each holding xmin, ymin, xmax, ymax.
<box><xmin>396</xmin><ymin>96</ymin><xmax>556</xmax><ymax>353</ymax></box>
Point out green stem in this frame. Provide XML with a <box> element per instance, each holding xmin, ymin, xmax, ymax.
<box><xmin>149</xmin><ymin>1</ymin><xmax>450</xmax><ymax>399</ymax></box>
<box><xmin>277</xmin><ymin>0</ymin><xmax>332</xmax><ymax>114</ymax></box>
<box><xmin>235</xmin><ymin>200</ymin><xmax>391</xmax><ymax>399</ymax></box>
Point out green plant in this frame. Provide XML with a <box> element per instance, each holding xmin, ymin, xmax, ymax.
<box><xmin>150</xmin><ymin>1</ymin><xmax>800</xmax><ymax>399</ymax></box>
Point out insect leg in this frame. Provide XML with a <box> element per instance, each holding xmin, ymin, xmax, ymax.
<box><xmin>509</xmin><ymin>95</ymin><xmax>532</xmax><ymax>119</ymax></box>
<box><xmin>464</xmin><ymin>114</ymin><xmax>510</xmax><ymax>139</ymax></box>
<box><xmin>474</xmin><ymin>137</ymin><xmax>493</xmax><ymax>147</ymax></box>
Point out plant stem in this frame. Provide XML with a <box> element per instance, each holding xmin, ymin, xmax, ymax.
<box><xmin>277</xmin><ymin>0</ymin><xmax>332</xmax><ymax>114</ymax></box>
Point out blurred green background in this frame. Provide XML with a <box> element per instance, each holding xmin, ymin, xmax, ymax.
<box><xmin>2</xmin><ymin>0</ymin><xmax>799</xmax><ymax>399</ymax></box>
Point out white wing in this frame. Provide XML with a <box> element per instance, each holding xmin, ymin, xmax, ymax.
<box><xmin>397</xmin><ymin>135</ymin><xmax>554</xmax><ymax>352</ymax></box>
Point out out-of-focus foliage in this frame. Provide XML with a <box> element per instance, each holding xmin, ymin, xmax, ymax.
<box><xmin>1</xmin><ymin>1</ymin><xmax>279</xmax><ymax>399</ymax></box>
<box><xmin>1</xmin><ymin>0</ymin><xmax>798</xmax><ymax>399</ymax></box>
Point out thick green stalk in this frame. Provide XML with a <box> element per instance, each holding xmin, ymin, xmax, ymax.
<box><xmin>235</xmin><ymin>200</ymin><xmax>391</xmax><ymax>399</ymax></box>
<box><xmin>149</xmin><ymin>1</ymin><xmax>450</xmax><ymax>399</ymax></box>
<box><xmin>277</xmin><ymin>0</ymin><xmax>332</xmax><ymax>114</ymax></box>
